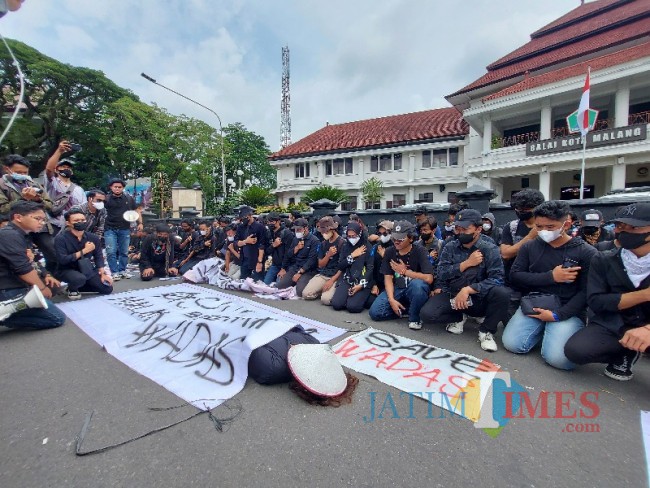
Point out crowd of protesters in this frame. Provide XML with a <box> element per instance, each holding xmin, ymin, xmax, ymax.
<box><xmin>0</xmin><ymin>147</ymin><xmax>647</xmax><ymax>383</ymax></box>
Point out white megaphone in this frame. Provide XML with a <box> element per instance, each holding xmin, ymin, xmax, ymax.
<box><xmin>0</xmin><ymin>285</ymin><xmax>48</xmax><ymax>322</ymax></box>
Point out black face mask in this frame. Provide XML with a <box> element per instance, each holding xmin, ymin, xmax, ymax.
<box><xmin>420</xmin><ymin>232</ymin><xmax>432</xmax><ymax>241</ymax></box>
<box><xmin>457</xmin><ymin>233</ymin><xmax>475</xmax><ymax>245</ymax></box>
<box><xmin>58</xmin><ymin>169</ymin><xmax>73</xmax><ymax>178</ymax></box>
<box><xmin>581</xmin><ymin>226</ymin><xmax>599</xmax><ymax>235</ymax></box>
<box><xmin>72</xmin><ymin>222</ymin><xmax>87</xmax><ymax>231</ymax></box>
<box><xmin>617</xmin><ymin>231</ymin><xmax>650</xmax><ymax>250</ymax></box>
<box><xmin>516</xmin><ymin>210</ymin><xmax>534</xmax><ymax>221</ymax></box>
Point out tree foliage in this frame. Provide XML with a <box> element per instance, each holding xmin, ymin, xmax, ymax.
<box><xmin>361</xmin><ymin>177</ymin><xmax>384</xmax><ymax>208</ymax></box>
<box><xmin>302</xmin><ymin>185</ymin><xmax>349</xmax><ymax>204</ymax></box>
<box><xmin>237</xmin><ymin>185</ymin><xmax>275</xmax><ymax>208</ymax></box>
<box><xmin>0</xmin><ymin>39</ymin><xmax>274</xmax><ymax>216</ymax></box>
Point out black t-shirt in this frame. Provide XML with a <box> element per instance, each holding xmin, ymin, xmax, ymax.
<box><xmin>501</xmin><ymin>220</ymin><xmax>533</xmax><ymax>283</ymax></box>
<box><xmin>380</xmin><ymin>244</ymin><xmax>433</xmax><ymax>289</ymax></box>
<box><xmin>318</xmin><ymin>236</ymin><xmax>344</xmax><ymax>277</ymax></box>
<box><xmin>105</xmin><ymin>193</ymin><xmax>137</xmax><ymax>230</ymax></box>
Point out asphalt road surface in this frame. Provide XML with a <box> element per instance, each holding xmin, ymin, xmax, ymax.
<box><xmin>1</xmin><ymin>278</ymin><xmax>649</xmax><ymax>488</ymax></box>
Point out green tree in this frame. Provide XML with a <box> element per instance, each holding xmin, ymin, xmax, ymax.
<box><xmin>361</xmin><ymin>177</ymin><xmax>384</xmax><ymax>209</ymax></box>
<box><xmin>302</xmin><ymin>185</ymin><xmax>349</xmax><ymax>205</ymax></box>
<box><xmin>238</xmin><ymin>185</ymin><xmax>275</xmax><ymax>208</ymax></box>
<box><xmin>223</xmin><ymin>123</ymin><xmax>274</xmax><ymax>190</ymax></box>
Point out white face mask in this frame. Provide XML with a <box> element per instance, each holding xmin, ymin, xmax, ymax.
<box><xmin>538</xmin><ymin>228</ymin><xmax>563</xmax><ymax>243</ymax></box>
<box><xmin>445</xmin><ymin>225</ymin><xmax>454</xmax><ymax>232</ymax></box>
<box><xmin>295</xmin><ymin>232</ymin><xmax>304</xmax><ymax>239</ymax></box>
<box><xmin>482</xmin><ymin>223</ymin><xmax>492</xmax><ymax>231</ymax></box>
<box><xmin>92</xmin><ymin>201</ymin><xmax>105</xmax><ymax>210</ymax></box>
<box><xmin>322</xmin><ymin>231</ymin><xmax>333</xmax><ymax>241</ymax></box>
<box><xmin>227</xmin><ymin>235</ymin><xmax>235</xmax><ymax>242</ymax></box>
<box><xmin>200</xmin><ymin>230</ymin><xmax>207</xmax><ymax>236</ymax></box>
<box><xmin>380</xmin><ymin>234</ymin><xmax>391</xmax><ymax>244</ymax></box>
<box><xmin>348</xmin><ymin>237</ymin><xmax>360</xmax><ymax>246</ymax></box>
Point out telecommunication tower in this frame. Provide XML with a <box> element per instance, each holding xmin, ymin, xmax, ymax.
<box><xmin>280</xmin><ymin>45</ymin><xmax>291</xmax><ymax>149</ymax></box>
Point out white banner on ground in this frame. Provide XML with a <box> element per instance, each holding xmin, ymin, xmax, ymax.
<box><xmin>333</xmin><ymin>328</ymin><xmax>500</xmax><ymax>421</ymax></box>
<box><xmin>642</xmin><ymin>411</ymin><xmax>650</xmax><ymax>488</ymax></box>
<box><xmin>59</xmin><ymin>284</ymin><xmax>346</xmax><ymax>410</ymax></box>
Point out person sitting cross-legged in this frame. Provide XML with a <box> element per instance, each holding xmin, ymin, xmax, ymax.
<box><xmin>502</xmin><ymin>201</ymin><xmax>597</xmax><ymax>370</ymax></box>
<box><xmin>139</xmin><ymin>223</ymin><xmax>178</xmax><ymax>281</ymax></box>
<box><xmin>54</xmin><ymin>208</ymin><xmax>113</xmax><ymax>300</ymax></box>
<box><xmin>420</xmin><ymin>209</ymin><xmax>510</xmax><ymax>352</ymax></box>
<box><xmin>565</xmin><ymin>203</ymin><xmax>650</xmax><ymax>381</ymax></box>
<box><xmin>368</xmin><ymin>220</ymin><xmax>433</xmax><ymax>330</ymax></box>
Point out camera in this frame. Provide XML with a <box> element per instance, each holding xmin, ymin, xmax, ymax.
<box><xmin>69</xmin><ymin>143</ymin><xmax>82</xmax><ymax>153</ymax></box>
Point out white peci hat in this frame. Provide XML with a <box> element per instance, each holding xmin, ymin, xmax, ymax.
<box><xmin>287</xmin><ymin>344</ymin><xmax>347</xmax><ymax>397</ymax></box>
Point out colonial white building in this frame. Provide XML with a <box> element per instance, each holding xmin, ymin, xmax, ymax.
<box><xmin>446</xmin><ymin>0</ymin><xmax>650</xmax><ymax>202</ymax></box>
<box><xmin>269</xmin><ymin>109</ymin><xmax>469</xmax><ymax>209</ymax></box>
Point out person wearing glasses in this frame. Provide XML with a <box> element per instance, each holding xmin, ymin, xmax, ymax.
<box><xmin>0</xmin><ymin>201</ymin><xmax>66</xmax><ymax>330</ymax></box>
<box><xmin>54</xmin><ymin>208</ymin><xmax>113</xmax><ymax>300</ymax></box>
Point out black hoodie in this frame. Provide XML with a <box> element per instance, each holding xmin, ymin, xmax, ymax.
<box><xmin>337</xmin><ymin>236</ymin><xmax>374</xmax><ymax>288</ymax></box>
<box><xmin>510</xmin><ymin>236</ymin><xmax>597</xmax><ymax>321</ymax></box>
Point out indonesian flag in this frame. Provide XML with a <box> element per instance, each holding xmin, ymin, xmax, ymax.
<box><xmin>577</xmin><ymin>68</ymin><xmax>591</xmax><ymax>137</ymax></box>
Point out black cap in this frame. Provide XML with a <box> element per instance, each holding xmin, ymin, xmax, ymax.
<box><xmin>293</xmin><ymin>218</ymin><xmax>309</xmax><ymax>229</ymax></box>
<box><xmin>414</xmin><ymin>207</ymin><xmax>426</xmax><ymax>216</ymax></box>
<box><xmin>613</xmin><ymin>203</ymin><xmax>650</xmax><ymax>227</ymax></box>
<box><xmin>56</xmin><ymin>158</ymin><xmax>76</xmax><ymax>168</ymax></box>
<box><xmin>392</xmin><ymin>220</ymin><xmax>416</xmax><ymax>239</ymax></box>
<box><xmin>267</xmin><ymin>211</ymin><xmax>281</xmax><ymax>221</ymax></box>
<box><xmin>454</xmin><ymin>209</ymin><xmax>483</xmax><ymax>228</ymax></box>
<box><xmin>155</xmin><ymin>223</ymin><xmax>170</xmax><ymax>233</ymax></box>
<box><xmin>580</xmin><ymin>209</ymin><xmax>603</xmax><ymax>227</ymax></box>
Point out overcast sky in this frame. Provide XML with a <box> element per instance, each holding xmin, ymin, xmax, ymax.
<box><xmin>2</xmin><ymin>0</ymin><xmax>579</xmax><ymax>151</ymax></box>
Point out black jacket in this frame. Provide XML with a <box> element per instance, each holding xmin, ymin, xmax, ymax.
<box><xmin>587</xmin><ymin>248</ymin><xmax>650</xmax><ymax>334</ymax></box>
<box><xmin>281</xmin><ymin>233</ymin><xmax>319</xmax><ymax>273</ymax></box>
<box><xmin>54</xmin><ymin>228</ymin><xmax>105</xmax><ymax>273</ymax></box>
<box><xmin>266</xmin><ymin>226</ymin><xmax>294</xmax><ymax>267</ymax></box>
<box><xmin>139</xmin><ymin>235</ymin><xmax>175</xmax><ymax>272</ymax></box>
<box><xmin>510</xmin><ymin>236</ymin><xmax>597</xmax><ymax>321</ymax></box>
<box><xmin>0</xmin><ymin>222</ymin><xmax>34</xmax><ymax>290</ymax></box>
<box><xmin>337</xmin><ymin>237</ymin><xmax>374</xmax><ymax>288</ymax></box>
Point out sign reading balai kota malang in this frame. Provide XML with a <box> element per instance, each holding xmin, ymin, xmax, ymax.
<box><xmin>526</xmin><ymin>124</ymin><xmax>647</xmax><ymax>156</ymax></box>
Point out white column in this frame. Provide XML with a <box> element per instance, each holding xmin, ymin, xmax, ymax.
<box><xmin>408</xmin><ymin>153</ymin><xmax>415</xmax><ymax>182</ymax></box>
<box><xmin>539</xmin><ymin>168</ymin><xmax>551</xmax><ymax>200</ymax></box>
<box><xmin>408</xmin><ymin>186</ymin><xmax>415</xmax><ymax>204</ymax></box>
<box><xmin>615</xmin><ymin>80</ymin><xmax>630</xmax><ymax>127</ymax></box>
<box><xmin>482</xmin><ymin>116</ymin><xmax>492</xmax><ymax>155</ymax></box>
<box><xmin>540</xmin><ymin>101</ymin><xmax>552</xmax><ymax>139</ymax></box>
<box><xmin>358</xmin><ymin>157</ymin><xmax>365</xmax><ymax>181</ymax></box>
<box><xmin>317</xmin><ymin>161</ymin><xmax>324</xmax><ymax>183</ymax></box>
<box><xmin>612</xmin><ymin>157</ymin><xmax>626</xmax><ymax>190</ymax></box>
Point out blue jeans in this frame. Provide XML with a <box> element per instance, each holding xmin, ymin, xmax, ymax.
<box><xmin>0</xmin><ymin>288</ymin><xmax>66</xmax><ymax>330</ymax></box>
<box><xmin>368</xmin><ymin>279</ymin><xmax>430</xmax><ymax>323</ymax></box>
<box><xmin>264</xmin><ymin>264</ymin><xmax>281</xmax><ymax>285</ymax></box>
<box><xmin>105</xmin><ymin>228</ymin><xmax>131</xmax><ymax>273</ymax></box>
<box><xmin>502</xmin><ymin>307</ymin><xmax>584</xmax><ymax>370</ymax></box>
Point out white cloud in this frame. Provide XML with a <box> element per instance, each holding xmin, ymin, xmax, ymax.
<box><xmin>1</xmin><ymin>0</ymin><xmax>576</xmax><ymax>151</ymax></box>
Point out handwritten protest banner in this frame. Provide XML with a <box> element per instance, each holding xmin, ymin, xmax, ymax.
<box><xmin>334</xmin><ymin>328</ymin><xmax>500</xmax><ymax>421</ymax></box>
<box><xmin>59</xmin><ymin>284</ymin><xmax>345</xmax><ymax>410</ymax></box>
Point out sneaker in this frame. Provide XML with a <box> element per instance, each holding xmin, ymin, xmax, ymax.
<box><xmin>604</xmin><ymin>351</ymin><xmax>640</xmax><ymax>381</ymax></box>
<box><xmin>408</xmin><ymin>321</ymin><xmax>422</xmax><ymax>330</ymax></box>
<box><xmin>112</xmin><ymin>272</ymin><xmax>122</xmax><ymax>281</ymax></box>
<box><xmin>121</xmin><ymin>271</ymin><xmax>133</xmax><ymax>279</ymax></box>
<box><xmin>446</xmin><ymin>318</ymin><xmax>466</xmax><ymax>335</ymax></box>
<box><xmin>67</xmin><ymin>291</ymin><xmax>81</xmax><ymax>301</ymax></box>
<box><xmin>478</xmin><ymin>331</ymin><xmax>498</xmax><ymax>352</ymax></box>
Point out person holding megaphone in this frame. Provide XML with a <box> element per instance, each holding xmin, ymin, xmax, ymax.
<box><xmin>0</xmin><ymin>201</ymin><xmax>66</xmax><ymax>329</ymax></box>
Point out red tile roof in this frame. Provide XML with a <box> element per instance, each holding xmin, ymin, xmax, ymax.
<box><xmin>449</xmin><ymin>0</ymin><xmax>650</xmax><ymax>98</ymax></box>
<box><xmin>269</xmin><ymin>108</ymin><xmax>468</xmax><ymax>160</ymax></box>
<box><xmin>483</xmin><ymin>40</ymin><xmax>650</xmax><ymax>101</ymax></box>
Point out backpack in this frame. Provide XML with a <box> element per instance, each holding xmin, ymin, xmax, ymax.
<box><xmin>50</xmin><ymin>183</ymin><xmax>78</xmax><ymax>217</ymax></box>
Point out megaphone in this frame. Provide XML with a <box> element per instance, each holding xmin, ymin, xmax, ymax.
<box><xmin>0</xmin><ymin>285</ymin><xmax>48</xmax><ymax>322</ymax></box>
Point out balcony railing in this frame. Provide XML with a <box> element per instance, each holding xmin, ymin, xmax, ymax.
<box><xmin>492</xmin><ymin>131</ymin><xmax>540</xmax><ymax>149</ymax></box>
<box><xmin>629</xmin><ymin>110</ymin><xmax>650</xmax><ymax>125</ymax></box>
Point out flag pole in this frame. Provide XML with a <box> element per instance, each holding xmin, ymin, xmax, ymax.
<box><xmin>579</xmin><ymin>135</ymin><xmax>587</xmax><ymax>200</ymax></box>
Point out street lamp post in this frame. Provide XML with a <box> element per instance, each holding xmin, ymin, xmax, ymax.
<box><xmin>236</xmin><ymin>169</ymin><xmax>244</xmax><ymax>189</ymax></box>
<box><xmin>140</xmin><ymin>73</ymin><xmax>226</xmax><ymax>208</ymax></box>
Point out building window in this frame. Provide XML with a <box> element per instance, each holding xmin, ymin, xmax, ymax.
<box><xmin>417</xmin><ymin>192</ymin><xmax>434</xmax><ymax>203</ymax></box>
<box><xmin>392</xmin><ymin>193</ymin><xmax>406</xmax><ymax>208</ymax></box>
<box><xmin>432</xmin><ymin>149</ymin><xmax>447</xmax><ymax>167</ymax></box>
<box><xmin>449</xmin><ymin>148</ymin><xmax>459</xmax><ymax>166</ymax></box>
<box><xmin>341</xmin><ymin>196</ymin><xmax>358</xmax><ymax>211</ymax></box>
<box><xmin>365</xmin><ymin>201</ymin><xmax>381</xmax><ymax>210</ymax></box>
<box><xmin>294</xmin><ymin>163</ymin><xmax>310</xmax><ymax>178</ymax></box>
<box><xmin>371</xmin><ymin>153</ymin><xmax>403</xmax><ymax>172</ymax></box>
<box><xmin>325</xmin><ymin>158</ymin><xmax>353</xmax><ymax>176</ymax></box>
<box><xmin>422</xmin><ymin>150</ymin><xmax>432</xmax><ymax>168</ymax></box>
<box><xmin>289</xmin><ymin>197</ymin><xmax>295</xmax><ymax>205</ymax></box>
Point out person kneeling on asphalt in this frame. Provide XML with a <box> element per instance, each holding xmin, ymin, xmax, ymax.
<box><xmin>302</xmin><ymin>216</ymin><xmax>344</xmax><ymax>303</ymax></box>
<box><xmin>0</xmin><ymin>201</ymin><xmax>66</xmax><ymax>329</ymax></box>
<box><xmin>139</xmin><ymin>223</ymin><xmax>178</xmax><ymax>281</ymax></box>
<box><xmin>565</xmin><ymin>203</ymin><xmax>650</xmax><ymax>381</ymax></box>
<box><xmin>276</xmin><ymin>218</ymin><xmax>319</xmax><ymax>295</ymax></box>
<box><xmin>368</xmin><ymin>220</ymin><xmax>433</xmax><ymax>331</ymax></box>
<box><xmin>420</xmin><ymin>209</ymin><xmax>509</xmax><ymax>352</ymax></box>
<box><xmin>501</xmin><ymin>201</ymin><xmax>597</xmax><ymax>370</ymax></box>
<box><xmin>54</xmin><ymin>208</ymin><xmax>113</xmax><ymax>300</ymax></box>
